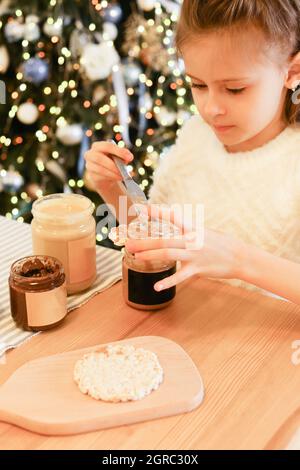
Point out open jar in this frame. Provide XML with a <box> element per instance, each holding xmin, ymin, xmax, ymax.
<box><xmin>116</xmin><ymin>217</ymin><xmax>179</xmax><ymax>310</ymax></box>
<box><xmin>9</xmin><ymin>255</ymin><xmax>67</xmax><ymax>331</ymax></box>
<box><xmin>31</xmin><ymin>194</ymin><xmax>96</xmax><ymax>294</ymax></box>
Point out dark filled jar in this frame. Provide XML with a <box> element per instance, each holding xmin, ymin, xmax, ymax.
<box><xmin>9</xmin><ymin>255</ymin><xmax>67</xmax><ymax>331</ymax></box>
<box><xmin>121</xmin><ymin>217</ymin><xmax>179</xmax><ymax>311</ymax></box>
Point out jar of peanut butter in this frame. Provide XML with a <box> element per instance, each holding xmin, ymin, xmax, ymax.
<box><xmin>121</xmin><ymin>218</ymin><xmax>179</xmax><ymax>310</ymax></box>
<box><xmin>31</xmin><ymin>194</ymin><xmax>96</xmax><ymax>294</ymax></box>
<box><xmin>9</xmin><ymin>255</ymin><xmax>67</xmax><ymax>331</ymax></box>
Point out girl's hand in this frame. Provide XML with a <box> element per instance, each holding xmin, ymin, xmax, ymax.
<box><xmin>84</xmin><ymin>141</ymin><xmax>133</xmax><ymax>191</ymax></box>
<box><xmin>125</xmin><ymin>205</ymin><xmax>246</xmax><ymax>291</ymax></box>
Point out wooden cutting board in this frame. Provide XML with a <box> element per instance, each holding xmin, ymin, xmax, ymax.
<box><xmin>0</xmin><ymin>336</ymin><xmax>204</xmax><ymax>436</ymax></box>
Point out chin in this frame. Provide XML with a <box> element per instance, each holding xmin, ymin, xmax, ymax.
<box><xmin>214</xmin><ymin>127</ymin><xmax>249</xmax><ymax>145</ymax></box>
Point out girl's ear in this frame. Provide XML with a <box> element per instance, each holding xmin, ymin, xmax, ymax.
<box><xmin>285</xmin><ymin>51</ymin><xmax>300</xmax><ymax>91</ymax></box>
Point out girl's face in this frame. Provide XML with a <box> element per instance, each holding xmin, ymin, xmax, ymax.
<box><xmin>181</xmin><ymin>27</ymin><xmax>289</xmax><ymax>152</ymax></box>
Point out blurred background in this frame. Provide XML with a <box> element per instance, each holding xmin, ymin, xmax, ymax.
<box><xmin>0</xmin><ymin>0</ymin><xmax>196</xmax><ymax>247</ymax></box>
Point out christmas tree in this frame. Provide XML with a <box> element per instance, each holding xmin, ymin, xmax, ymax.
<box><xmin>0</xmin><ymin>0</ymin><xmax>195</xmax><ymax>245</ymax></box>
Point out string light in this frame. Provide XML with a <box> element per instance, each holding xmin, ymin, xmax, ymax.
<box><xmin>1</xmin><ymin>1</ymin><xmax>194</xmax><ymax>223</ymax></box>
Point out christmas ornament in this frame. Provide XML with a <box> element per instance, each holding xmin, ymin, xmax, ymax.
<box><xmin>2</xmin><ymin>168</ymin><xmax>24</xmax><ymax>192</ymax></box>
<box><xmin>43</xmin><ymin>18</ymin><xmax>63</xmax><ymax>37</ymax></box>
<box><xmin>0</xmin><ymin>46</ymin><xmax>9</xmax><ymax>74</ymax></box>
<box><xmin>24</xmin><ymin>16</ymin><xmax>40</xmax><ymax>42</ymax></box>
<box><xmin>23</xmin><ymin>57</ymin><xmax>49</xmax><ymax>85</ymax></box>
<box><xmin>102</xmin><ymin>4</ymin><xmax>123</xmax><ymax>24</ymax></box>
<box><xmin>155</xmin><ymin>106</ymin><xmax>177</xmax><ymax>127</ymax></box>
<box><xmin>4</xmin><ymin>20</ymin><xmax>24</xmax><ymax>43</ymax></box>
<box><xmin>177</xmin><ymin>110</ymin><xmax>192</xmax><ymax>123</ymax></box>
<box><xmin>92</xmin><ymin>85</ymin><xmax>106</xmax><ymax>104</ymax></box>
<box><xmin>80</xmin><ymin>43</ymin><xmax>119</xmax><ymax>81</ymax></box>
<box><xmin>137</xmin><ymin>0</ymin><xmax>156</xmax><ymax>11</ymax></box>
<box><xmin>122</xmin><ymin>13</ymin><xmax>171</xmax><ymax>74</ymax></box>
<box><xmin>102</xmin><ymin>22</ymin><xmax>118</xmax><ymax>41</ymax></box>
<box><xmin>122</xmin><ymin>59</ymin><xmax>142</xmax><ymax>87</ymax></box>
<box><xmin>56</xmin><ymin>124</ymin><xmax>83</xmax><ymax>146</ymax></box>
<box><xmin>69</xmin><ymin>30</ymin><xmax>90</xmax><ymax>58</ymax></box>
<box><xmin>17</xmin><ymin>102</ymin><xmax>39</xmax><ymax>125</ymax></box>
<box><xmin>25</xmin><ymin>15</ymin><xmax>39</xmax><ymax>24</ymax></box>
<box><xmin>143</xmin><ymin>92</ymin><xmax>153</xmax><ymax>111</ymax></box>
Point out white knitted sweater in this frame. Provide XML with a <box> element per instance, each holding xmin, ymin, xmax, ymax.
<box><xmin>148</xmin><ymin>115</ymin><xmax>300</xmax><ymax>295</ymax></box>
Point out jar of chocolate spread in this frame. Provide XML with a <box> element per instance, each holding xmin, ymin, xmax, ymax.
<box><xmin>9</xmin><ymin>255</ymin><xmax>67</xmax><ymax>331</ymax></box>
<box><xmin>111</xmin><ymin>217</ymin><xmax>180</xmax><ymax>311</ymax></box>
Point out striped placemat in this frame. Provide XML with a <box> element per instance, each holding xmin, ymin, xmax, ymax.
<box><xmin>0</xmin><ymin>216</ymin><xmax>123</xmax><ymax>358</ymax></box>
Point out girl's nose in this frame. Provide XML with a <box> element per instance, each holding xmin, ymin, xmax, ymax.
<box><xmin>204</xmin><ymin>93</ymin><xmax>226</xmax><ymax>118</ymax></box>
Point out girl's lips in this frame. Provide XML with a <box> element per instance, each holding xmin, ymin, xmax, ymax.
<box><xmin>213</xmin><ymin>125</ymin><xmax>235</xmax><ymax>132</ymax></box>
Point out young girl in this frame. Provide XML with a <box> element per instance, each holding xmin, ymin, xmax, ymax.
<box><xmin>84</xmin><ymin>0</ymin><xmax>300</xmax><ymax>303</ymax></box>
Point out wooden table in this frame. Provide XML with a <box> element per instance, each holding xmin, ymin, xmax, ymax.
<box><xmin>1</xmin><ymin>277</ymin><xmax>300</xmax><ymax>450</ymax></box>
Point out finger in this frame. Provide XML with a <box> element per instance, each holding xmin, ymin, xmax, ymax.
<box><xmin>86</xmin><ymin>162</ymin><xmax>122</xmax><ymax>180</ymax></box>
<box><xmin>184</xmin><ymin>231</ymin><xmax>204</xmax><ymax>250</ymax></box>
<box><xmin>87</xmin><ymin>169</ymin><xmax>121</xmax><ymax>182</ymax></box>
<box><xmin>91</xmin><ymin>141</ymin><xmax>133</xmax><ymax>160</ymax></box>
<box><xmin>134</xmin><ymin>248</ymin><xmax>191</xmax><ymax>262</ymax></box>
<box><xmin>85</xmin><ymin>152</ymin><xmax>122</xmax><ymax>177</ymax></box>
<box><xmin>126</xmin><ymin>237</ymin><xmax>185</xmax><ymax>253</ymax></box>
<box><xmin>154</xmin><ymin>263</ymin><xmax>195</xmax><ymax>291</ymax></box>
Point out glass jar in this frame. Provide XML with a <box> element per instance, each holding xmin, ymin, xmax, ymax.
<box><xmin>31</xmin><ymin>194</ymin><xmax>96</xmax><ymax>294</ymax></box>
<box><xmin>9</xmin><ymin>255</ymin><xmax>67</xmax><ymax>331</ymax></box>
<box><xmin>122</xmin><ymin>218</ymin><xmax>179</xmax><ymax>310</ymax></box>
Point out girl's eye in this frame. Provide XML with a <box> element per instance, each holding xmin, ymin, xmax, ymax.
<box><xmin>227</xmin><ymin>88</ymin><xmax>245</xmax><ymax>94</ymax></box>
<box><xmin>191</xmin><ymin>83</ymin><xmax>245</xmax><ymax>94</ymax></box>
<box><xmin>191</xmin><ymin>84</ymin><xmax>207</xmax><ymax>90</ymax></box>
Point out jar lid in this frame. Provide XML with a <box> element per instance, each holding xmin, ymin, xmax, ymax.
<box><xmin>32</xmin><ymin>193</ymin><xmax>94</xmax><ymax>224</ymax></box>
<box><xmin>10</xmin><ymin>255</ymin><xmax>65</xmax><ymax>290</ymax></box>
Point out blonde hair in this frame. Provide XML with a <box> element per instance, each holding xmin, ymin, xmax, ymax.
<box><xmin>176</xmin><ymin>0</ymin><xmax>300</xmax><ymax>124</ymax></box>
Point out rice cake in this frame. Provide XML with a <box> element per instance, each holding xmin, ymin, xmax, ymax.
<box><xmin>73</xmin><ymin>344</ymin><xmax>164</xmax><ymax>402</ymax></box>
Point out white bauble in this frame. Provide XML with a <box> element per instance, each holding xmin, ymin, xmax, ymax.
<box><xmin>80</xmin><ymin>43</ymin><xmax>119</xmax><ymax>81</ymax></box>
<box><xmin>0</xmin><ymin>46</ymin><xmax>9</xmax><ymax>74</ymax></box>
<box><xmin>4</xmin><ymin>20</ymin><xmax>24</xmax><ymax>42</ymax></box>
<box><xmin>155</xmin><ymin>106</ymin><xmax>177</xmax><ymax>127</ymax></box>
<box><xmin>43</xmin><ymin>18</ymin><xmax>63</xmax><ymax>37</ymax></box>
<box><xmin>24</xmin><ymin>22</ymin><xmax>40</xmax><ymax>42</ymax></box>
<box><xmin>17</xmin><ymin>102</ymin><xmax>39</xmax><ymax>125</ymax></box>
<box><xmin>143</xmin><ymin>92</ymin><xmax>153</xmax><ymax>111</ymax></box>
<box><xmin>137</xmin><ymin>0</ymin><xmax>156</xmax><ymax>11</ymax></box>
<box><xmin>102</xmin><ymin>22</ymin><xmax>118</xmax><ymax>41</ymax></box>
<box><xmin>122</xmin><ymin>59</ymin><xmax>142</xmax><ymax>87</ymax></box>
<box><xmin>92</xmin><ymin>85</ymin><xmax>106</xmax><ymax>104</ymax></box>
<box><xmin>70</xmin><ymin>30</ymin><xmax>90</xmax><ymax>58</ymax></box>
<box><xmin>25</xmin><ymin>15</ymin><xmax>39</xmax><ymax>24</ymax></box>
<box><xmin>2</xmin><ymin>169</ymin><xmax>24</xmax><ymax>192</ymax></box>
<box><xmin>56</xmin><ymin>124</ymin><xmax>83</xmax><ymax>146</ymax></box>
<box><xmin>177</xmin><ymin>109</ymin><xmax>192</xmax><ymax>124</ymax></box>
